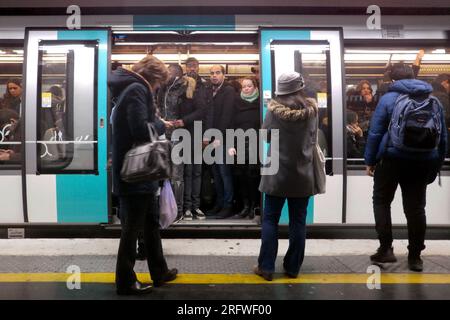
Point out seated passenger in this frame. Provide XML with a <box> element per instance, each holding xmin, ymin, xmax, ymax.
<box><xmin>346</xmin><ymin>110</ymin><xmax>365</xmax><ymax>158</ymax></box>
<box><xmin>351</xmin><ymin>80</ymin><xmax>377</xmax><ymax>133</ymax></box>
<box><xmin>0</xmin><ymin>79</ymin><xmax>22</xmax><ymax>115</ymax></box>
<box><xmin>40</xmin><ymin>85</ymin><xmax>66</xmax><ymax>139</ymax></box>
<box><xmin>0</xmin><ymin>109</ymin><xmax>21</xmax><ymax>163</ymax></box>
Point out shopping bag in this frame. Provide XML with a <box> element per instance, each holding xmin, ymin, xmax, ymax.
<box><xmin>159</xmin><ymin>180</ymin><xmax>177</xmax><ymax>229</ymax></box>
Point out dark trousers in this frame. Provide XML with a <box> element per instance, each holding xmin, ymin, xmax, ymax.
<box><xmin>258</xmin><ymin>194</ymin><xmax>309</xmax><ymax>275</ymax></box>
<box><xmin>234</xmin><ymin>163</ymin><xmax>260</xmax><ymax>207</ymax></box>
<box><xmin>373</xmin><ymin>158</ymin><xmax>430</xmax><ymax>256</ymax></box>
<box><xmin>184</xmin><ymin>163</ymin><xmax>202</xmax><ymax>211</ymax></box>
<box><xmin>116</xmin><ymin>194</ymin><xmax>168</xmax><ymax>288</ymax></box>
<box><xmin>212</xmin><ymin>163</ymin><xmax>234</xmax><ymax>208</ymax></box>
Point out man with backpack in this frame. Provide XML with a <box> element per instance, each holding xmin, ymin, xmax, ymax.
<box><xmin>364</xmin><ymin>63</ymin><xmax>447</xmax><ymax>272</ymax></box>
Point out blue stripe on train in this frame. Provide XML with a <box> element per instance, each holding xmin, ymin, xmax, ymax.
<box><xmin>133</xmin><ymin>15</ymin><xmax>236</xmax><ymax>31</ymax></box>
<box><xmin>56</xmin><ymin>30</ymin><xmax>109</xmax><ymax>223</ymax></box>
<box><xmin>259</xmin><ymin>30</ymin><xmax>314</xmax><ymax>225</ymax></box>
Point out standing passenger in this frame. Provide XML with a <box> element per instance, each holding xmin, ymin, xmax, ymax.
<box><xmin>255</xmin><ymin>72</ymin><xmax>320</xmax><ymax>281</ymax></box>
<box><xmin>205</xmin><ymin>65</ymin><xmax>236</xmax><ymax>219</ymax></box>
<box><xmin>109</xmin><ymin>55</ymin><xmax>177</xmax><ymax>295</ymax></box>
<box><xmin>172</xmin><ymin>59</ymin><xmax>209</xmax><ymax>221</ymax></box>
<box><xmin>228</xmin><ymin>78</ymin><xmax>261</xmax><ymax>219</ymax></box>
<box><xmin>365</xmin><ymin>64</ymin><xmax>447</xmax><ymax>271</ymax></box>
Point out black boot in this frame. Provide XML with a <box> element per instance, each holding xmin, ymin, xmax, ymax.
<box><xmin>408</xmin><ymin>253</ymin><xmax>423</xmax><ymax>272</ymax></box>
<box><xmin>231</xmin><ymin>202</ymin><xmax>250</xmax><ymax>219</ymax></box>
<box><xmin>370</xmin><ymin>246</ymin><xmax>397</xmax><ymax>263</ymax></box>
<box><xmin>216</xmin><ymin>207</ymin><xmax>234</xmax><ymax>219</ymax></box>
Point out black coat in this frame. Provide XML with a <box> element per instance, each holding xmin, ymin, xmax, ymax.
<box><xmin>108</xmin><ymin>67</ymin><xmax>165</xmax><ymax>196</ymax></box>
<box><xmin>205</xmin><ymin>82</ymin><xmax>235</xmax><ymax>134</ymax></box>
<box><xmin>233</xmin><ymin>96</ymin><xmax>260</xmax><ymax>131</ymax></box>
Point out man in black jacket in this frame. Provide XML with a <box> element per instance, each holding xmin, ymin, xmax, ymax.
<box><xmin>205</xmin><ymin>65</ymin><xmax>235</xmax><ymax>219</ymax></box>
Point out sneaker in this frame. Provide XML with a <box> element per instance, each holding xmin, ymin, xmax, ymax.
<box><xmin>193</xmin><ymin>208</ymin><xmax>206</xmax><ymax>220</ymax></box>
<box><xmin>408</xmin><ymin>256</ymin><xmax>423</xmax><ymax>272</ymax></box>
<box><xmin>370</xmin><ymin>247</ymin><xmax>397</xmax><ymax>263</ymax></box>
<box><xmin>173</xmin><ymin>213</ymin><xmax>183</xmax><ymax>223</ymax></box>
<box><xmin>183</xmin><ymin>210</ymin><xmax>193</xmax><ymax>221</ymax></box>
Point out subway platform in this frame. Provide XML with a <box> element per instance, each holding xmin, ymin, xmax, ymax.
<box><xmin>0</xmin><ymin>239</ymin><xmax>449</xmax><ymax>300</ymax></box>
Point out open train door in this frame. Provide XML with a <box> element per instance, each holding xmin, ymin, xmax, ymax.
<box><xmin>259</xmin><ymin>28</ymin><xmax>345</xmax><ymax>225</ymax></box>
<box><xmin>21</xmin><ymin>28</ymin><xmax>110</xmax><ymax>223</ymax></box>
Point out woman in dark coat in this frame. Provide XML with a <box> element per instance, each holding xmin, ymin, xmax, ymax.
<box><xmin>0</xmin><ymin>79</ymin><xmax>22</xmax><ymax>115</ymax></box>
<box><xmin>255</xmin><ymin>72</ymin><xmax>320</xmax><ymax>281</ymax></box>
<box><xmin>109</xmin><ymin>55</ymin><xmax>177</xmax><ymax>295</ymax></box>
<box><xmin>228</xmin><ymin>77</ymin><xmax>261</xmax><ymax>218</ymax></box>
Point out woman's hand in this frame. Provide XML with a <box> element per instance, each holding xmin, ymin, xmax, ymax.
<box><xmin>162</xmin><ymin>119</ymin><xmax>174</xmax><ymax>129</ymax></box>
<box><xmin>228</xmin><ymin>148</ymin><xmax>236</xmax><ymax>156</ymax></box>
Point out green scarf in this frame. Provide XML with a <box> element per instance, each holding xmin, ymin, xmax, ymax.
<box><xmin>240</xmin><ymin>88</ymin><xmax>259</xmax><ymax>103</ymax></box>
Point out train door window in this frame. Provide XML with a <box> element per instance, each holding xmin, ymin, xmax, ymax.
<box><xmin>0</xmin><ymin>46</ymin><xmax>23</xmax><ymax>167</ymax></box>
<box><xmin>271</xmin><ymin>41</ymin><xmax>333</xmax><ymax>160</ymax></box>
<box><xmin>36</xmin><ymin>41</ymin><xmax>98</xmax><ymax>174</ymax></box>
<box><xmin>344</xmin><ymin>46</ymin><xmax>450</xmax><ymax>166</ymax></box>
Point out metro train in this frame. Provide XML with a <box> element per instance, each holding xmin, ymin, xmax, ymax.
<box><xmin>0</xmin><ymin>11</ymin><xmax>449</xmax><ymax>237</ymax></box>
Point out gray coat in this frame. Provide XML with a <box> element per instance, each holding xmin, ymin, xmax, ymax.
<box><xmin>259</xmin><ymin>98</ymin><xmax>319</xmax><ymax>198</ymax></box>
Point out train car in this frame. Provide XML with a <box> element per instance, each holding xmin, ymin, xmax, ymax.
<box><xmin>0</xmin><ymin>2</ymin><xmax>449</xmax><ymax>237</ymax></box>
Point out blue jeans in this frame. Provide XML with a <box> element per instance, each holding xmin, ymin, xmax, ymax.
<box><xmin>258</xmin><ymin>194</ymin><xmax>309</xmax><ymax>275</ymax></box>
<box><xmin>212</xmin><ymin>163</ymin><xmax>234</xmax><ymax>208</ymax></box>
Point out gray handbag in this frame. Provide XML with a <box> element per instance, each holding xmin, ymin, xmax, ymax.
<box><xmin>313</xmin><ymin>118</ymin><xmax>326</xmax><ymax>194</ymax></box>
<box><xmin>120</xmin><ymin>123</ymin><xmax>172</xmax><ymax>183</ymax></box>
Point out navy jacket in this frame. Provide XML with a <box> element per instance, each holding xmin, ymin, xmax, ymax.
<box><xmin>108</xmin><ymin>67</ymin><xmax>165</xmax><ymax>196</ymax></box>
<box><xmin>364</xmin><ymin>79</ymin><xmax>447</xmax><ymax>166</ymax></box>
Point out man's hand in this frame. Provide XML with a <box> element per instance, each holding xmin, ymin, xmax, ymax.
<box><xmin>174</xmin><ymin>119</ymin><xmax>184</xmax><ymax>128</ymax></box>
<box><xmin>228</xmin><ymin>148</ymin><xmax>236</xmax><ymax>156</ymax></box>
<box><xmin>162</xmin><ymin>119</ymin><xmax>174</xmax><ymax>129</ymax></box>
<box><xmin>366</xmin><ymin>165</ymin><xmax>376</xmax><ymax>177</ymax></box>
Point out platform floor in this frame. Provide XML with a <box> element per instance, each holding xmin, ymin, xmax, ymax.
<box><xmin>0</xmin><ymin>239</ymin><xmax>449</xmax><ymax>300</ymax></box>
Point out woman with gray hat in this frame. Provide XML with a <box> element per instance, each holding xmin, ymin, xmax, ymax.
<box><xmin>255</xmin><ymin>71</ymin><xmax>320</xmax><ymax>281</ymax></box>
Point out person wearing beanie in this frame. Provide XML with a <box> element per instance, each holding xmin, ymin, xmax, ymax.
<box><xmin>255</xmin><ymin>71</ymin><xmax>321</xmax><ymax>281</ymax></box>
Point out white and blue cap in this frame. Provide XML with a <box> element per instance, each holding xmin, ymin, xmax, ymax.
<box><xmin>275</xmin><ymin>71</ymin><xmax>305</xmax><ymax>95</ymax></box>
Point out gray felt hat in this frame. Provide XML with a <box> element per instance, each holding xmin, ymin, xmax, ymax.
<box><xmin>275</xmin><ymin>72</ymin><xmax>305</xmax><ymax>95</ymax></box>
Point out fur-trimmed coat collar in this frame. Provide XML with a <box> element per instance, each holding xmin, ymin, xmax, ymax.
<box><xmin>268</xmin><ymin>98</ymin><xmax>317</xmax><ymax>121</ymax></box>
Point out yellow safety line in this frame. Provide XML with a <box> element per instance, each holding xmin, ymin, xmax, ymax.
<box><xmin>1</xmin><ymin>273</ymin><xmax>450</xmax><ymax>284</ymax></box>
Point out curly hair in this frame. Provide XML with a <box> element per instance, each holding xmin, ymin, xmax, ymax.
<box><xmin>355</xmin><ymin>80</ymin><xmax>373</xmax><ymax>95</ymax></box>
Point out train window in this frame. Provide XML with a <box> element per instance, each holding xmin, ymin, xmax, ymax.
<box><xmin>37</xmin><ymin>41</ymin><xmax>98</xmax><ymax>174</ymax></box>
<box><xmin>0</xmin><ymin>46</ymin><xmax>23</xmax><ymax>168</ymax></box>
<box><xmin>271</xmin><ymin>42</ymin><xmax>332</xmax><ymax>159</ymax></box>
<box><xmin>344</xmin><ymin>47</ymin><xmax>450</xmax><ymax>166</ymax></box>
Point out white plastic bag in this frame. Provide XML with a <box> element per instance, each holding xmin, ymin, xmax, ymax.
<box><xmin>159</xmin><ymin>180</ymin><xmax>177</xmax><ymax>229</ymax></box>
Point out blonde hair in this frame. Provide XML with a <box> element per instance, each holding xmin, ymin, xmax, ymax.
<box><xmin>132</xmin><ymin>55</ymin><xmax>169</xmax><ymax>87</ymax></box>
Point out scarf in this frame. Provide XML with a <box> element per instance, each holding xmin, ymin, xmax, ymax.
<box><xmin>241</xmin><ymin>88</ymin><xmax>259</xmax><ymax>103</ymax></box>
